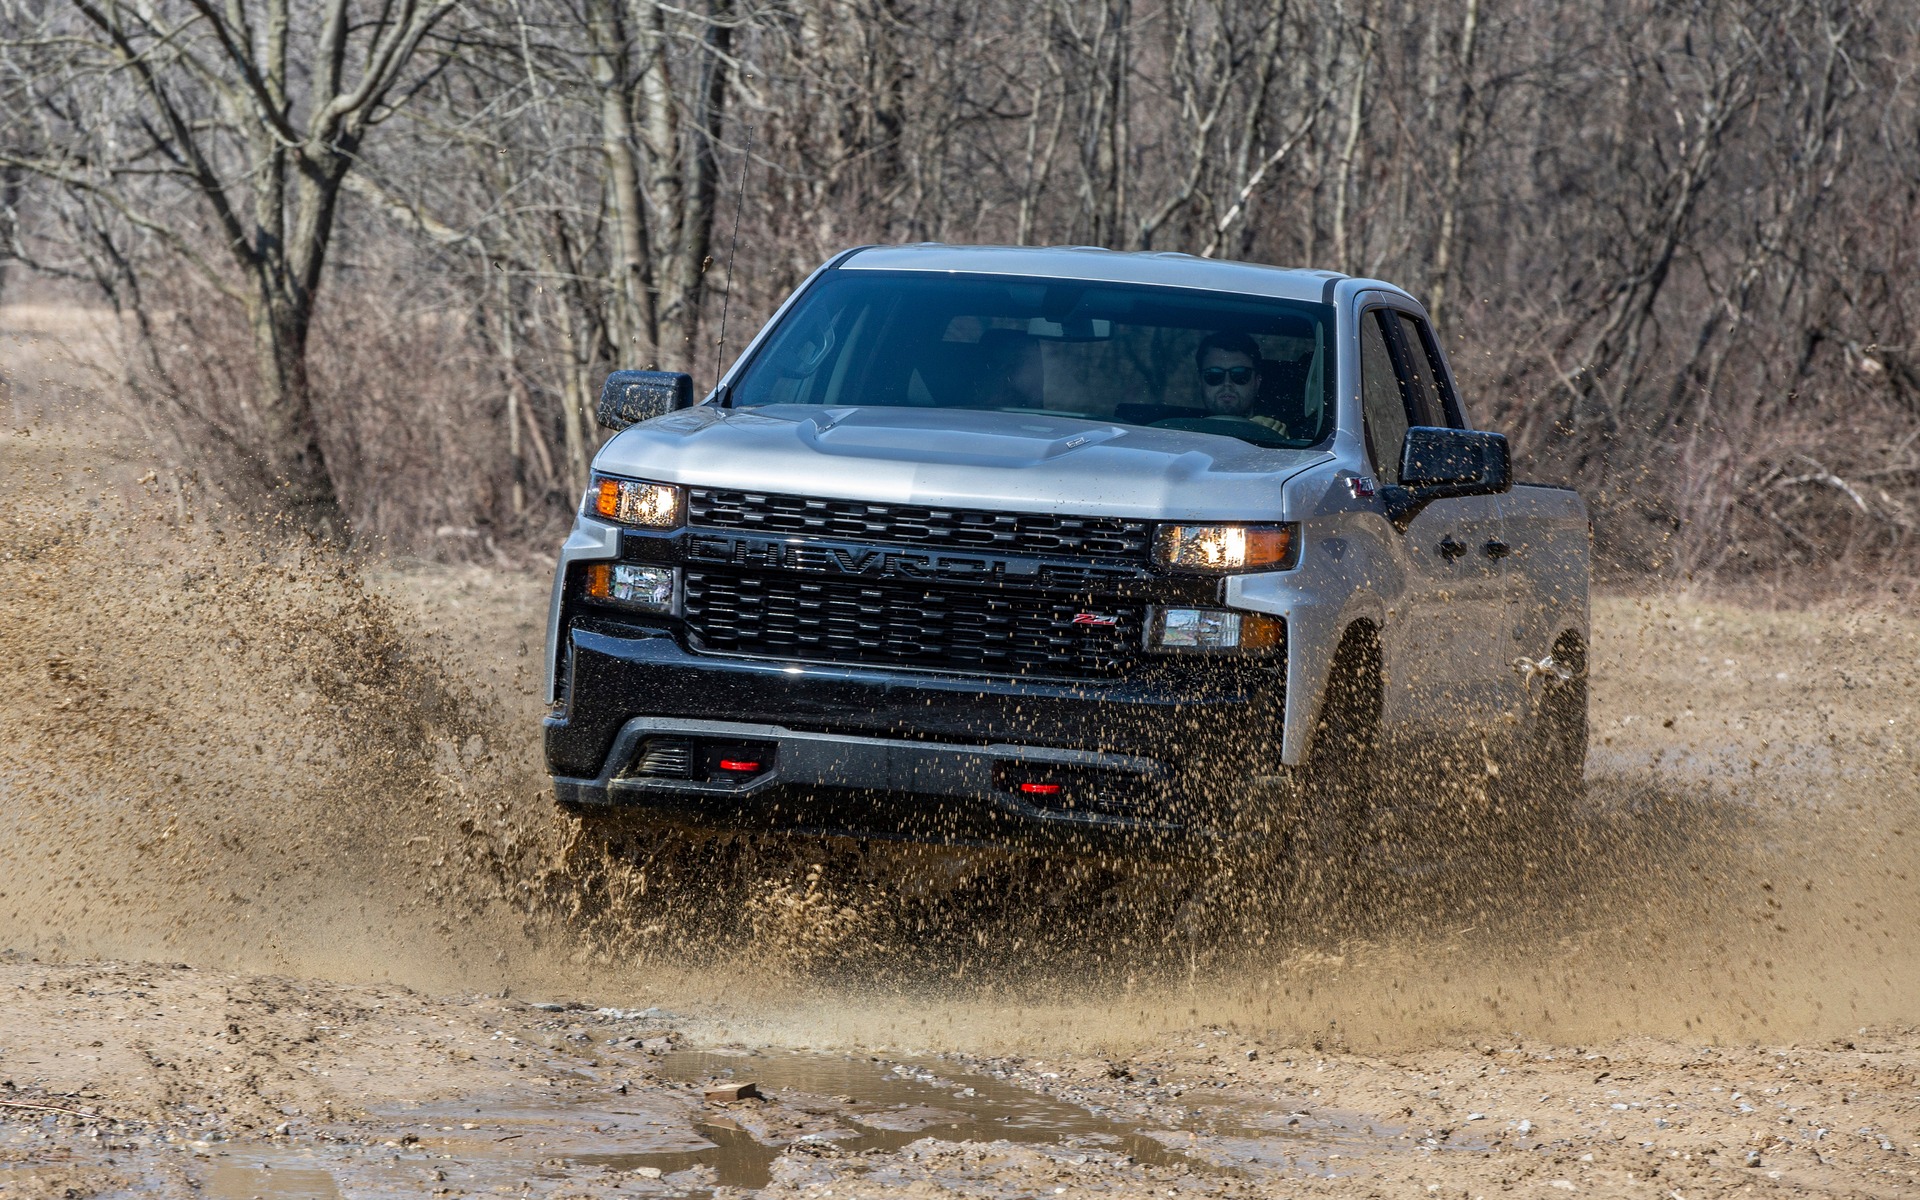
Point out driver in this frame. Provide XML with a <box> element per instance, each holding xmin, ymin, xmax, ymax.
<box><xmin>1196</xmin><ymin>332</ymin><xmax>1287</xmax><ymax>434</ymax></box>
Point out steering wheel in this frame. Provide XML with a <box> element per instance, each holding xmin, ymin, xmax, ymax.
<box><xmin>775</xmin><ymin>326</ymin><xmax>837</xmax><ymax>379</ymax></box>
<box><xmin>1149</xmin><ymin>414</ymin><xmax>1291</xmax><ymax>445</ymax></box>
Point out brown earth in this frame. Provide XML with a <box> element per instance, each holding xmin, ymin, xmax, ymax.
<box><xmin>3</xmin><ymin>313</ymin><xmax>1919</xmax><ymax>1196</ymax></box>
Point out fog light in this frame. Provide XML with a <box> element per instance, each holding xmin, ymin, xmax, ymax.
<box><xmin>584</xmin><ymin>562</ymin><xmax>675</xmax><ymax>613</ymax></box>
<box><xmin>1148</xmin><ymin>607</ymin><xmax>1282</xmax><ymax>653</ymax></box>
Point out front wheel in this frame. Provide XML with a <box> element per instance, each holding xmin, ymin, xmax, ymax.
<box><xmin>1279</xmin><ymin>628</ymin><xmax>1383</xmax><ymax>905</ymax></box>
<box><xmin>1506</xmin><ymin>634</ymin><xmax>1589</xmax><ymax>818</ymax></box>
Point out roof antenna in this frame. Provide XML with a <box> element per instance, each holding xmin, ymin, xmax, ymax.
<box><xmin>713</xmin><ymin>118</ymin><xmax>755</xmax><ymax>401</ymax></box>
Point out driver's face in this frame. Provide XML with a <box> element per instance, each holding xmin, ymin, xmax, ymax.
<box><xmin>1200</xmin><ymin>349</ymin><xmax>1258</xmax><ymax>416</ymax></box>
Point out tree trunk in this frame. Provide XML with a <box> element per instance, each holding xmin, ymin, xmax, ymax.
<box><xmin>1330</xmin><ymin>11</ymin><xmax>1373</xmax><ymax>272</ymax></box>
<box><xmin>659</xmin><ymin>0</ymin><xmax>733</xmax><ymax>375</ymax></box>
<box><xmin>250</xmin><ymin>296</ymin><xmax>348</xmax><ymax>541</ymax></box>
<box><xmin>0</xmin><ymin>167</ymin><xmax>18</xmax><ymax>304</ymax></box>
<box><xmin>1427</xmin><ymin>0</ymin><xmax>1480</xmax><ymax>326</ymax></box>
<box><xmin>587</xmin><ymin>0</ymin><xmax>654</xmax><ymax>362</ymax></box>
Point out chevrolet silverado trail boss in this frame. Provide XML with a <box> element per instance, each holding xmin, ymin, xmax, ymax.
<box><xmin>543</xmin><ymin>245</ymin><xmax>1589</xmax><ymax>853</ymax></box>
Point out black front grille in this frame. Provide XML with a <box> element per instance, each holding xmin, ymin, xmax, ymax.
<box><xmin>683</xmin><ymin>569</ymin><xmax>1140</xmax><ymax>678</ymax></box>
<box><xmin>688</xmin><ymin>489</ymin><xmax>1154</xmax><ymax>564</ymax></box>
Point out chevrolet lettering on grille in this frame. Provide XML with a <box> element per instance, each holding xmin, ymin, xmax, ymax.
<box><xmin>686</xmin><ymin>533</ymin><xmax>1139</xmax><ymax>589</ymax></box>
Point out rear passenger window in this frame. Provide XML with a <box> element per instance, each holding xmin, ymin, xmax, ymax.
<box><xmin>1392</xmin><ymin>314</ymin><xmax>1438</xmax><ymax>422</ymax></box>
<box><xmin>1394</xmin><ymin>312</ymin><xmax>1461</xmax><ymax>428</ymax></box>
<box><xmin>1359</xmin><ymin>311</ymin><xmax>1412</xmax><ymax>485</ymax></box>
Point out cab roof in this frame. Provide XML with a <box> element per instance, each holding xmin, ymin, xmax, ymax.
<box><xmin>839</xmin><ymin>244</ymin><xmax>1347</xmax><ymax>305</ymax></box>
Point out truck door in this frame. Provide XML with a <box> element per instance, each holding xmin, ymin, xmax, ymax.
<box><xmin>1388</xmin><ymin>308</ymin><xmax>1526</xmax><ymax>728</ymax></box>
<box><xmin>1357</xmin><ymin>304</ymin><xmax>1510</xmax><ymax>746</ymax></box>
<box><xmin>1397</xmin><ymin>303</ymin><xmax>1528</xmax><ymax>733</ymax></box>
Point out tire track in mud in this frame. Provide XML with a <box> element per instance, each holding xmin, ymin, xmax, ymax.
<box><xmin>3</xmin><ymin>427</ymin><xmax>1918</xmax><ymax>1057</ymax></box>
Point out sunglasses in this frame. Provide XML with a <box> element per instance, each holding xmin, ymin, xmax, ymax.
<box><xmin>1201</xmin><ymin>366</ymin><xmax>1255</xmax><ymax>386</ymax></box>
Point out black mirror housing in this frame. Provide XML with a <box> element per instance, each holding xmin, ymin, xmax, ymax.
<box><xmin>1383</xmin><ymin>426</ymin><xmax>1511</xmax><ymax>528</ymax></box>
<box><xmin>597</xmin><ymin>370</ymin><xmax>694</xmax><ymax>431</ymax></box>
<box><xmin>1400</xmin><ymin>426</ymin><xmax>1510</xmax><ymax>491</ymax></box>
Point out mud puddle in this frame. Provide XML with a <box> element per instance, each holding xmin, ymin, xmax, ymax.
<box><xmin>640</xmin><ymin>1047</ymin><xmax>1201</xmax><ymax>1184</ymax></box>
<box><xmin>204</xmin><ymin>1152</ymin><xmax>345</xmax><ymax>1200</ymax></box>
<box><xmin>359</xmin><ymin>1048</ymin><xmax>1217</xmax><ymax>1193</ymax></box>
<box><xmin>165</xmin><ymin>1046</ymin><xmax>1402</xmax><ymax>1197</ymax></box>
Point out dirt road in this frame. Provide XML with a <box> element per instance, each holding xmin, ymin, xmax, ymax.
<box><xmin>8</xmin><ymin>955</ymin><xmax>1920</xmax><ymax>1198</ymax></box>
<box><xmin>3</xmin><ymin>385</ymin><xmax>1918</xmax><ymax>1196</ymax></box>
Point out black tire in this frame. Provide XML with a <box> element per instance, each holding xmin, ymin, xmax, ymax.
<box><xmin>1281</xmin><ymin>627</ymin><xmax>1383</xmax><ymax>903</ymax></box>
<box><xmin>1495</xmin><ymin>633</ymin><xmax>1588</xmax><ymax>825</ymax></box>
<box><xmin>1532</xmin><ymin>634</ymin><xmax>1589</xmax><ymax>811</ymax></box>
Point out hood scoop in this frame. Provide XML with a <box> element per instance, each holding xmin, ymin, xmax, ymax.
<box><xmin>796</xmin><ymin>407</ymin><xmax>1127</xmax><ymax>466</ymax></box>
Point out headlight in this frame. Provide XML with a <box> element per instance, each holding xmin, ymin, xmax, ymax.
<box><xmin>1148</xmin><ymin>607</ymin><xmax>1283</xmax><ymax>653</ymax></box>
<box><xmin>590</xmin><ymin>473</ymin><xmax>682</xmax><ymax>528</ymax></box>
<box><xmin>584</xmin><ymin>563</ymin><xmax>676</xmax><ymax>614</ymax></box>
<box><xmin>1153</xmin><ymin>523</ymin><xmax>1297</xmax><ymax>572</ymax></box>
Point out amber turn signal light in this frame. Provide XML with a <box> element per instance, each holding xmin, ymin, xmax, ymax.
<box><xmin>590</xmin><ymin>475</ymin><xmax>682</xmax><ymax>528</ymax></box>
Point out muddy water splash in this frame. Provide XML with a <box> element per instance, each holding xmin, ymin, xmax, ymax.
<box><xmin>3</xmin><ymin>428</ymin><xmax>1918</xmax><ymax>1055</ymax></box>
<box><xmin>0</xmin><ymin>439</ymin><xmax>558</xmax><ymax>990</ymax></box>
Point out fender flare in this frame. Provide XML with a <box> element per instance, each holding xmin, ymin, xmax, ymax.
<box><xmin>1282</xmin><ymin>591</ymin><xmax>1387</xmax><ymax>765</ymax></box>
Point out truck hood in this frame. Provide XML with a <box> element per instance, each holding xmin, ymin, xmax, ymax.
<box><xmin>592</xmin><ymin>405</ymin><xmax>1334</xmax><ymax>520</ymax></box>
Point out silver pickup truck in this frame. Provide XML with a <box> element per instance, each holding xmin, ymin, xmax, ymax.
<box><xmin>543</xmin><ymin>245</ymin><xmax>1589</xmax><ymax>851</ymax></box>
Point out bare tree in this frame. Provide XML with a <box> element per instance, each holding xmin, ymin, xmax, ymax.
<box><xmin>0</xmin><ymin>0</ymin><xmax>454</xmax><ymax>539</ymax></box>
<box><xmin>2</xmin><ymin>0</ymin><xmax>1913</xmax><ymax>581</ymax></box>
<box><xmin>582</xmin><ymin>0</ymin><xmax>735</xmax><ymax>373</ymax></box>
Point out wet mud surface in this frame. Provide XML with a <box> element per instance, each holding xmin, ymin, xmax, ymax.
<box><xmin>7</xmin><ymin>959</ymin><xmax>1920</xmax><ymax>1198</ymax></box>
<box><xmin>2</xmin><ymin>353</ymin><xmax>1919</xmax><ymax>1197</ymax></box>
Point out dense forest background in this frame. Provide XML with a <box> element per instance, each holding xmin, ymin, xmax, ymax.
<box><xmin>1</xmin><ymin>0</ymin><xmax>1915</xmax><ymax>585</ymax></box>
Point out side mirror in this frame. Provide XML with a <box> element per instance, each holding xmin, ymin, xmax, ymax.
<box><xmin>1383</xmin><ymin>426</ymin><xmax>1511</xmax><ymax>528</ymax></box>
<box><xmin>596</xmin><ymin>370</ymin><xmax>694</xmax><ymax>431</ymax></box>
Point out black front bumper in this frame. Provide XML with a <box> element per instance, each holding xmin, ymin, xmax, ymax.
<box><xmin>545</xmin><ymin>625</ymin><xmax>1285</xmax><ymax>845</ymax></box>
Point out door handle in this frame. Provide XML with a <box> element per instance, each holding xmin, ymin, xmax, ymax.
<box><xmin>1438</xmin><ymin>535</ymin><xmax>1468</xmax><ymax>560</ymax></box>
<box><xmin>1484</xmin><ymin>538</ymin><xmax>1512</xmax><ymax>560</ymax></box>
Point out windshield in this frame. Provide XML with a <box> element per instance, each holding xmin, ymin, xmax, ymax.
<box><xmin>726</xmin><ymin>269</ymin><xmax>1336</xmax><ymax>449</ymax></box>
